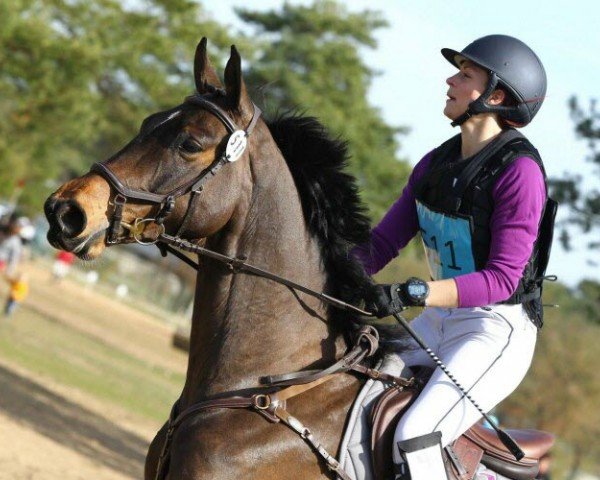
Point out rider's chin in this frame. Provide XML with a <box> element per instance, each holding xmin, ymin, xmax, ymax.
<box><xmin>442</xmin><ymin>103</ymin><xmax>456</xmax><ymax>120</ymax></box>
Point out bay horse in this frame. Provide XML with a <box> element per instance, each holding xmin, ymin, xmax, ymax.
<box><xmin>45</xmin><ymin>38</ymin><xmax>379</xmax><ymax>479</ymax></box>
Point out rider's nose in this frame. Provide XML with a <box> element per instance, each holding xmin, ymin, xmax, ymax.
<box><xmin>44</xmin><ymin>197</ymin><xmax>87</xmax><ymax>239</ymax></box>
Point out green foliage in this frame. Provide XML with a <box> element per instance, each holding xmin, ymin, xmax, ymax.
<box><xmin>498</xmin><ymin>280</ymin><xmax>600</xmax><ymax>477</ymax></box>
<box><xmin>0</xmin><ymin>0</ymin><xmax>238</xmax><ymax>213</ymax></box>
<box><xmin>575</xmin><ymin>279</ymin><xmax>600</xmax><ymax>324</ymax></box>
<box><xmin>549</xmin><ymin>96</ymin><xmax>600</xmax><ymax>251</ymax></box>
<box><xmin>2</xmin><ymin>0</ymin><xmax>410</xmax><ymax>223</ymax></box>
<box><xmin>236</xmin><ymin>0</ymin><xmax>411</xmax><ymax>220</ymax></box>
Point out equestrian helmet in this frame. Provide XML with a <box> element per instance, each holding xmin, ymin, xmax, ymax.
<box><xmin>442</xmin><ymin>34</ymin><xmax>547</xmax><ymax>126</ymax></box>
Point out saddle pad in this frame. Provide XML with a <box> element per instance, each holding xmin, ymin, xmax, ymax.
<box><xmin>337</xmin><ymin>354</ymin><xmax>408</xmax><ymax>480</ymax></box>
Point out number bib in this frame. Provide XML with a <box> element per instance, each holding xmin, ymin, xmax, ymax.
<box><xmin>416</xmin><ymin>200</ymin><xmax>476</xmax><ymax>280</ymax></box>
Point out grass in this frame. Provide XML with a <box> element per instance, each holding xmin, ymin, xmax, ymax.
<box><xmin>0</xmin><ymin>305</ymin><xmax>185</xmax><ymax>422</ymax></box>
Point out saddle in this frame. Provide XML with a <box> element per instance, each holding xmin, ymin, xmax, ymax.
<box><xmin>370</xmin><ymin>368</ymin><xmax>555</xmax><ymax>480</ymax></box>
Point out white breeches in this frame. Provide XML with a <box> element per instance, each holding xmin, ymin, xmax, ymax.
<box><xmin>391</xmin><ymin>304</ymin><xmax>537</xmax><ymax>461</ymax></box>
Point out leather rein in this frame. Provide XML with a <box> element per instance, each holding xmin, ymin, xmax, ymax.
<box><xmin>89</xmin><ymin>93</ymin><xmax>412</xmax><ymax>480</ymax></box>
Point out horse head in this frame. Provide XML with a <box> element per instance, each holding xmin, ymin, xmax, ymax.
<box><xmin>45</xmin><ymin>38</ymin><xmax>262</xmax><ymax>260</ymax></box>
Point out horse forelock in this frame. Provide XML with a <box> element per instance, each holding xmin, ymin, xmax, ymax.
<box><xmin>267</xmin><ymin>115</ymin><xmax>374</xmax><ymax>325</ymax></box>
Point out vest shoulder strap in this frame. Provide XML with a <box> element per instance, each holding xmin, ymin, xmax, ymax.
<box><xmin>484</xmin><ymin>136</ymin><xmax>546</xmax><ymax>183</ymax></box>
<box><xmin>449</xmin><ymin>129</ymin><xmax>524</xmax><ymax>211</ymax></box>
<box><xmin>430</xmin><ymin>134</ymin><xmax>462</xmax><ymax>169</ymax></box>
<box><xmin>414</xmin><ymin>134</ymin><xmax>461</xmax><ymax>198</ymax></box>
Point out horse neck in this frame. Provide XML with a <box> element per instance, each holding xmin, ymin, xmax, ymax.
<box><xmin>182</xmin><ymin>133</ymin><xmax>340</xmax><ymax>402</ymax></box>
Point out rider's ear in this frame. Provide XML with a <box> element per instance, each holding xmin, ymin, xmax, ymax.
<box><xmin>194</xmin><ymin>37</ymin><xmax>223</xmax><ymax>93</ymax></box>
<box><xmin>224</xmin><ymin>45</ymin><xmax>252</xmax><ymax>116</ymax></box>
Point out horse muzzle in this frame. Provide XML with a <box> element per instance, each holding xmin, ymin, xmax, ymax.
<box><xmin>44</xmin><ymin>195</ymin><xmax>107</xmax><ymax>257</ymax></box>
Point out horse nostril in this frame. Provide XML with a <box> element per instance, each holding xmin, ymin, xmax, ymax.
<box><xmin>44</xmin><ymin>197</ymin><xmax>58</xmax><ymax>221</ymax></box>
<box><xmin>56</xmin><ymin>200</ymin><xmax>87</xmax><ymax>238</ymax></box>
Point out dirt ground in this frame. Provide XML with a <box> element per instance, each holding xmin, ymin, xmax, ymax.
<box><xmin>0</xmin><ymin>261</ymin><xmax>188</xmax><ymax>480</ymax></box>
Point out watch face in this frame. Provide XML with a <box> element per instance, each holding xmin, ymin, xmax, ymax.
<box><xmin>408</xmin><ymin>283</ymin><xmax>428</xmax><ymax>298</ymax></box>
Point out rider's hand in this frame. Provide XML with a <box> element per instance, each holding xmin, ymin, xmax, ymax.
<box><xmin>364</xmin><ymin>278</ymin><xmax>430</xmax><ymax>318</ymax></box>
<box><xmin>364</xmin><ymin>283</ymin><xmax>408</xmax><ymax>318</ymax></box>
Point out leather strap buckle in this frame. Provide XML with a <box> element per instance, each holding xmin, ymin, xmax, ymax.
<box><xmin>252</xmin><ymin>394</ymin><xmax>272</xmax><ymax>410</ymax></box>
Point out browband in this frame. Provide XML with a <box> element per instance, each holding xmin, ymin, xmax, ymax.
<box><xmin>91</xmin><ymin>96</ymin><xmax>262</xmax><ymax>205</ymax></box>
<box><xmin>184</xmin><ymin>95</ymin><xmax>262</xmax><ymax>136</ymax></box>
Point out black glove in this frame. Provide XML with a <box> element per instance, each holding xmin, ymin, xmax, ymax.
<box><xmin>364</xmin><ymin>278</ymin><xmax>430</xmax><ymax>318</ymax></box>
<box><xmin>364</xmin><ymin>283</ymin><xmax>408</xmax><ymax>318</ymax></box>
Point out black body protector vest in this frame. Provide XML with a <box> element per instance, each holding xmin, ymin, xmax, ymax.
<box><xmin>414</xmin><ymin>129</ymin><xmax>557</xmax><ymax>328</ymax></box>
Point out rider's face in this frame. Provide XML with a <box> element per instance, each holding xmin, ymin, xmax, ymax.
<box><xmin>443</xmin><ymin>59</ymin><xmax>489</xmax><ymax>120</ymax></box>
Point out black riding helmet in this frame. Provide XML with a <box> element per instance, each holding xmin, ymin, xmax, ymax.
<box><xmin>442</xmin><ymin>34</ymin><xmax>547</xmax><ymax>127</ymax></box>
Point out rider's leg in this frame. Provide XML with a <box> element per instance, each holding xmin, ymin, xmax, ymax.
<box><xmin>386</xmin><ymin>306</ymin><xmax>446</xmax><ymax>369</ymax></box>
<box><xmin>390</xmin><ymin>308</ymin><xmax>447</xmax><ymax>479</ymax></box>
<box><xmin>392</xmin><ymin>304</ymin><xmax>537</xmax><ymax>476</ymax></box>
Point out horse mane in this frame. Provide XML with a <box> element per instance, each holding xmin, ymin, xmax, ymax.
<box><xmin>267</xmin><ymin>114</ymin><xmax>376</xmax><ymax>327</ymax></box>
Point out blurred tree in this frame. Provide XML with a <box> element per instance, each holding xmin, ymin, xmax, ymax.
<box><xmin>549</xmin><ymin>96</ymin><xmax>600</xmax><ymax>255</ymax></box>
<box><xmin>498</xmin><ymin>282</ymin><xmax>600</xmax><ymax>478</ymax></box>
<box><xmin>0</xmin><ymin>0</ymin><xmax>240</xmax><ymax>212</ymax></box>
<box><xmin>237</xmin><ymin>0</ymin><xmax>411</xmax><ymax>220</ymax></box>
<box><xmin>2</xmin><ymin>0</ymin><xmax>412</xmax><ymax>222</ymax></box>
<box><xmin>575</xmin><ymin>278</ymin><xmax>600</xmax><ymax>325</ymax></box>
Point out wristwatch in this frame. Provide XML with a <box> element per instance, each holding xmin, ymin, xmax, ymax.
<box><xmin>402</xmin><ymin>277</ymin><xmax>430</xmax><ymax>306</ymax></box>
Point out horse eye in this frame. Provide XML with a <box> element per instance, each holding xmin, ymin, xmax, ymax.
<box><xmin>179</xmin><ymin>137</ymin><xmax>203</xmax><ymax>154</ymax></box>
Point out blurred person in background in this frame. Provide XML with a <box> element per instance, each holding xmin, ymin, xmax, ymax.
<box><xmin>3</xmin><ymin>270</ymin><xmax>29</xmax><ymax>317</ymax></box>
<box><xmin>0</xmin><ymin>215</ymin><xmax>25</xmax><ymax>278</ymax></box>
<box><xmin>16</xmin><ymin>216</ymin><xmax>36</xmax><ymax>246</ymax></box>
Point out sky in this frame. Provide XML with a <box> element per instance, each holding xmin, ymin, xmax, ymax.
<box><xmin>206</xmin><ymin>0</ymin><xmax>599</xmax><ymax>286</ymax></box>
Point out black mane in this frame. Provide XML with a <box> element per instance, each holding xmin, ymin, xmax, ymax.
<box><xmin>267</xmin><ymin>115</ymin><xmax>375</xmax><ymax>326</ymax></box>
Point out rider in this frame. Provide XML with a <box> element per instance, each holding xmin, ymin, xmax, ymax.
<box><xmin>354</xmin><ymin>35</ymin><xmax>554</xmax><ymax>479</ymax></box>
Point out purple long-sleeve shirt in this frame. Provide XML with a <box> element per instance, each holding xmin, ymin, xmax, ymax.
<box><xmin>353</xmin><ymin>151</ymin><xmax>546</xmax><ymax>307</ymax></box>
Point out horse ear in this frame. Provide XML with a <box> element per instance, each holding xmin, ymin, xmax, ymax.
<box><xmin>194</xmin><ymin>37</ymin><xmax>222</xmax><ymax>93</ymax></box>
<box><xmin>224</xmin><ymin>45</ymin><xmax>250</xmax><ymax>113</ymax></box>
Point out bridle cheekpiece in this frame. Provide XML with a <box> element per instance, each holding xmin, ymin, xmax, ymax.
<box><xmin>90</xmin><ymin>94</ymin><xmax>261</xmax><ymax>245</ymax></box>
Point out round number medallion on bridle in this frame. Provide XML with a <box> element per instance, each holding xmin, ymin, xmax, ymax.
<box><xmin>91</xmin><ymin>95</ymin><xmax>261</xmax><ymax>245</ymax></box>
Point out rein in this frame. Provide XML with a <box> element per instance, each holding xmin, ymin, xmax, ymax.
<box><xmin>157</xmin><ymin>233</ymin><xmax>374</xmax><ymax>317</ymax></box>
<box><xmin>90</xmin><ymin>92</ymin><xmax>378</xmax><ymax>319</ymax></box>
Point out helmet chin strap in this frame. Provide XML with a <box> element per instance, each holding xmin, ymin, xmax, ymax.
<box><xmin>450</xmin><ymin>72</ymin><xmax>499</xmax><ymax>127</ymax></box>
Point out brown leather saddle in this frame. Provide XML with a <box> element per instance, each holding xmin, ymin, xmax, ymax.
<box><xmin>370</xmin><ymin>368</ymin><xmax>555</xmax><ymax>480</ymax></box>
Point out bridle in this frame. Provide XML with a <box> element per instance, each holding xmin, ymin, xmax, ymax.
<box><xmin>90</xmin><ymin>94</ymin><xmax>262</xmax><ymax>245</ymax></box>
<box><xmin>89</xmin><ymin>93</ymin><xmax>412</xmax><ymax>480</ymax></box>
